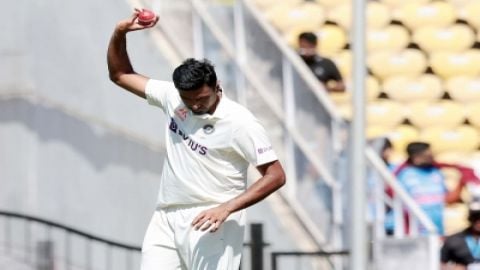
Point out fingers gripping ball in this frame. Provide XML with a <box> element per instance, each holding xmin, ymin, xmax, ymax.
<box><xmin>137</xmin><ymin>9</ymin><xmax>156</xmax><ymax>26</ymax></box>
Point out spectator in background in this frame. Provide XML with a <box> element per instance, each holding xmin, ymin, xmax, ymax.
<box><xmin>441</xmin><ymin>202</ymin><xmax>480</xmax><ymax>269</ymax></box>
<box><xmin>376</xmin><ymin>138</ymin><xmax>398</xmax><ymax>235</ymax></box>
<box><xmin>381</xmin><ymin>138</ymin><xmax>396</xmax><ymax>171</ymax></box>
<box><xmin>392</xmin><ymin>142</ymin><xmax>478</xmax><ymax>235</ymax></box>
<box><xmin>298</xmin><ymin>32</ymin><xmax>345</xmax><ymax>93</ymax></box>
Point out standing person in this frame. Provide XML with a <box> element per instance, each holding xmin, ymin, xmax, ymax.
<box><xmin>298</xmin><ymin>32</ymin><xmax>345</xmax><ymax>93</ymax></box>
<box><xmin>441</xmin><ymin>202</ymin><xmax>480</xmax><ymax>269</ymax></box>
<box><xmin>393</xmin><ymin>142</ymin><xmax>470</xmax><ymax>235</ymax></box>
<box><xmin>107</xmin><ymin>10</ymin><xmax>286</xmax><ymax>270</ymax></box>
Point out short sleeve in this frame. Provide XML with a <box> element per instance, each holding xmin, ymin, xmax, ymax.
<box><xmin>440</xmin><ymin>240</ymin><xmax>451</xmax><ymax>263</ymax></box>
<box><xmin>231</xmin><ymin>120</ymin><xmax>278</xmax><ymax>166</ymax></box>
<box><xmin>327</xmin><ymin>59</ymin><xmax>343</xmax><ymax>81</ymax></box>
<box><xmin>145</xmin><ymin>79</ymin><xmax>175</xmax><ymax>111</ymax></box>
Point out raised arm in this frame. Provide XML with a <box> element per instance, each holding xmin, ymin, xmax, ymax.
<box><xmin>191</xmin><ymin>160</ymin><xmax>286</xmax><ymax>232</ymax></box>
<box><xmin>107</xmin><ymin>10</ymin><xmax>159</xmax><ymax>98</ymax></box>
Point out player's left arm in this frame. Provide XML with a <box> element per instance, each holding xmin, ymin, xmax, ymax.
<box><xmin>192</xmin><ymin>160</ymin><xmax>285</xmax><ymax>232</ymax></box>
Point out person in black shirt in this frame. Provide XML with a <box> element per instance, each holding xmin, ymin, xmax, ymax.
<box><xmin>441</xmin><ymin>202</ymin><xmax>480</xmax><ymax>269</ymax></box>
<box><xmin>298</xmin><ymin>32</ymin><xmax>345</xmax><ymax>93</ymax></box>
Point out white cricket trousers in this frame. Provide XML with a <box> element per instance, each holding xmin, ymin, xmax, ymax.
<box><xmin>140</xmin><ymin>204</ymin><xmax>246</xmax><ymax>270</ymax></box>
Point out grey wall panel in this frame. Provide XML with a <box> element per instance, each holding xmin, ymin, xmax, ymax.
<box><xmin>0</xmin><ymin>98</ymin><xmax>164</xmax><ymax>244</ymax></box>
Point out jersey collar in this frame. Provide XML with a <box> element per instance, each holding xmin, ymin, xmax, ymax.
<box><xmin>194</xmin><ymin>93</ymin><xmax>228</xmax><ymax>120</ymax></box>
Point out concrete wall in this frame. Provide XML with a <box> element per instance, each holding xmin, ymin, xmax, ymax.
<box><xmin>0</xmin><ymin>0</ymin><xmax>172</xmax><ymax>245</ymax></box>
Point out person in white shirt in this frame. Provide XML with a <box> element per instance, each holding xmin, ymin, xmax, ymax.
<box><xmin>107</xmin><ymin>10</ymin><xmax>286</xmax><ymax>270</ymax></box>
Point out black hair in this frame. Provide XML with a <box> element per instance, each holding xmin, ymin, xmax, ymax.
<box><xmin>382</xmin><ymin>138</ymin><xmax>393</xmax><ymax>152</ymax></box>
<box><xmin>406</xmin><ymin>142</ymin><xmax>430</xmax><ymax>158</ymax></box>
<box><xmin>298</xmin><ymin>32</ymin><xmax>318</xmax><ymax>46</ymax></box>
<box><xmin>468</xmin><ymin>202</ymin><xmax>480</xmax><ymax>223</ymax></box>
<box><xmin>172</xmin><ymin>58</ymin><xmax>217</xmax><ymax>91</ymax></box>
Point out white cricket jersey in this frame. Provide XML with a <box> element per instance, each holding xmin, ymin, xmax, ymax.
<box><xmin>145</xmin><ymin>79</ymin><xmax>278</xmax><ymax>208</ymax></box>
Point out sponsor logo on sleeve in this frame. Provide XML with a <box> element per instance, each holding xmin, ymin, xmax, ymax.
<box><xmin>257</xmin><ymin>146</ymin><xmax>273</xmax><ymax>154</ymax></box>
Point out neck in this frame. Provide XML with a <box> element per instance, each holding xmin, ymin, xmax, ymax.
<box><xmin>469</xmin><ymin>228</ymin><xmax>480</xmax><ymax>237</ymax></box>
<box><xmin>208</xmin><ymin>92</ymin><xmax>222</xmax><ymax>114</ymax></box>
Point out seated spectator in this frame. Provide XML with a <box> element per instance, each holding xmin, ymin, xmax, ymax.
<box><xmin>298</xmin><ymin>32</ymin><xmax>345</xmax><ymax>92</ymax></box>
<box><xmin>391</xmin><ymin>142</ymin><xmax>478</xmax><ymax>235</ymax></box>
<box><xmin>441</xmin><ymin>202</ymin><xmax>480</xmax><ymax>269</ymax></box>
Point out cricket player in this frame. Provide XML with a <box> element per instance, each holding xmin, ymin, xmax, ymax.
<box><xmin>107</xmin><ymin>10</ymin><xmax>286</xmax><ymax>270</ymax></box>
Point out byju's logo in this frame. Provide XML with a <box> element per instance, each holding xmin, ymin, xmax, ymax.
<box><xmin>169</xmin><ymin>118</ymin><xmax>208</xmax><ymax>155</ymax></box>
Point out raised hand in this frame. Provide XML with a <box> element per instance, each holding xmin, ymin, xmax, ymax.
<box><xmin>115</xmin><ymin>9</ymin><xmax>159</xmax><ymax>33</ymax></box>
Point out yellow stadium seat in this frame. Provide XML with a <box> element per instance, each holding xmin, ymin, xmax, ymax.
<box><xmin>330</xmin><ymin>76</ymin><xmax>380</xmax><ymax>104</ymax></box>
<box><xmin>388</xmin><ymin>124</ymin><xmax>420</xmax><ymax>154</ymax></box>
<box><xmin>445</xmin><ymin>203</ymin><xmax>469</xmax><ymax>235</ymax></box>
<box><xmin>382</xmin><ymin>74</ymin><xmax>443</xmax><ymax>103</ymax></box>
<box><xmin>367</xmin><ymin>25</ymin><xmax>410</xmax><ymax>52</ymax></box>
<box><xmin>367</xmin><ymin>125</ymin><xmax>391</xmax><ymax>139</ymax></box>
<box><xmin>466</xmin><ymin>102</ymin><xmax>480</xmax><ymax>128</ymax></box>
<box><xmin>468</xmin><ymin>151</ymin><xmax>480</xmax><ymax>170</ymax></box>
<box><xmin>420</xmin><ymin>125</ymin><xmax>480</xmax><ymax>154</ymax></box>
<box><xmin>266</xmin><ymin>2</ymin><xmax>325</xmax><ymax>32</ymax></box>
<box><xmin>446</xmin><ymin>76</ymin><xmax>480</xmax><ymax>103</ymax></box>
<box><xmin>327</xmin><ymin>2</ymin><xmax>391</xmax><ymax>31</ymax></box>
<box><xmin>332</xmin><ymin>50</ymin><xmax>351</xmax><ymax>78</ymax></box>
<box><xmin>367</xmin><ymin>2</ymin><xmax>392</xmax><ymax>29</ymax></box>
<box><xmin>449</xmin><ymin>0</ymin><xmax>472</xmax><ymax>8</ymax></box>
<box><xmin>330</xmin><ymin>92</ymin><xmax>350</xmax><ymax>105</ymax></box>
<box><xmin>315</xmin><ymin>25</ymin><xmax>347</xmax><ymax>55</ymax></box>
<box><xmin>407</xmin><ymin>101</ymin><xmax>465</xmax><ymax>129</ymax></box>
<box><xmin>252</xmin><ymin>0</ymin><xmax>301</xmax><ymax>10</ymax></box>
<box><xmin>368</xmin><ymin>49</ymin><xmax>427</xmax><ymax>79</ymax></box>
<box><xmin>367</xmin><ymin>99</ymin><xmax>405</xmax><ymax>127</ymax></box>
<box><xmin>436</xmin><ymin>152</ymin><xmax>470</xmax><ymax>165</ymax></box>
<box><xmin>459</xmin><ymin>1</ymin><xmax>480</xmax><ymax>29</ymax></box>
<box><xmin>397</xmin><ymin>2</ymin><xmax>456</xmax><ymax>30</ymax></box>
<box><xmin>327</xmin><ymin>4</ymin><xmax>350</xmax><ymax>31</ymax></box>
<box><xmin>380</xmin><ymin>0</ymin><xmax>430</xmax><ymax>9</ymax></box>
<box><xmin>314</xmin><ymin>0</ymin><xmax>350</xmax><ymax>9</ymax></box>
<box><xmin>430</xmin><ymin>49</ymin><xmax>480</xmax><ymax>79</ymax></box>
<box><xmin>337</xmin><ymin>103</ymin><xmax>352</xmax><ymax>120</ymax></box>
<box><xmin>366</xmin><ymin>76</ymin><xmax>381</xmax><ymax>101</ymax></box>
<box><xmin>412</xmin><ymin>24</ymin><xmax>476</xmax><ymax>53</ymax></box>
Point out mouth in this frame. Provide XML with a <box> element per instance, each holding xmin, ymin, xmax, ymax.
<box><xmin>191</xmin><ymin>108</ymin><xmax>207</xmax><ymax>115</ymax></box>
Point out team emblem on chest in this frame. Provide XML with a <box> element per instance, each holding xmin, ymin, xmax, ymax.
<box><xmin>203</xmin><ymin>124</ymin><xmax>215</xmax><ymax>135</ymax></box>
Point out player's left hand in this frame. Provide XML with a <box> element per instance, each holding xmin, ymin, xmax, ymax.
<box><xmin>191</xmin><ymin>204</ymin><xmax>232</xmax><ymax>233</ymax></box>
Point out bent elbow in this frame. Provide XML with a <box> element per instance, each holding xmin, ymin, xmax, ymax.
<box><xmin>109</xmin><ymin>72</ymin><xmax>122</xmax><ymax>85</ymax></box>
<box><xmin>276</xmin><ymin>172</ymin><xmax>286</xmax><ymax>189</ymax></box>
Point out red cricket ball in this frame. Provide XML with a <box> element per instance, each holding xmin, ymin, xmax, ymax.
<box><xmin>137</xmin><ymin>9</ymin><xmax>156</xmax><ymax>26</ymax></box>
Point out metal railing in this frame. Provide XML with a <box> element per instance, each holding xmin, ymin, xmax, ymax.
<box><xmin>0</xmin><ymin>210</ymin><xmax>141</xmax><ymax>270</ymax></box>
<box><xmin>271</xmin><ymin>250</ymin><xmax>349</xmax><ymax>270</ymax></box>
<box><xmin>0</xmin><ymin>210</ymin><xmax>270</xmax><ymax>270</ymax></box>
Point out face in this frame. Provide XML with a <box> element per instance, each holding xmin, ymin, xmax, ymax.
<box><xmin>179</xmin><ymin>84</ymin><xmax>219</xmax><ymax>115</ymax></box>
<box><xmin>382</xmin><ymin>147</ymin><xmax>392</xmax><ymax>163</ymax></box>
<box><xmin>411</xmin><ymin>149</ymin><xmax>434</xmax><ymax>168</ymax></box>
<box><xmin>298</xmin><ymin>39</ymin><xmax>317</xmax><ymax>60</ymax></box>
<box><xmin>473</xmin><ymin>218</ymin><xmax>480</xmax><ymax>233</ymax></box>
